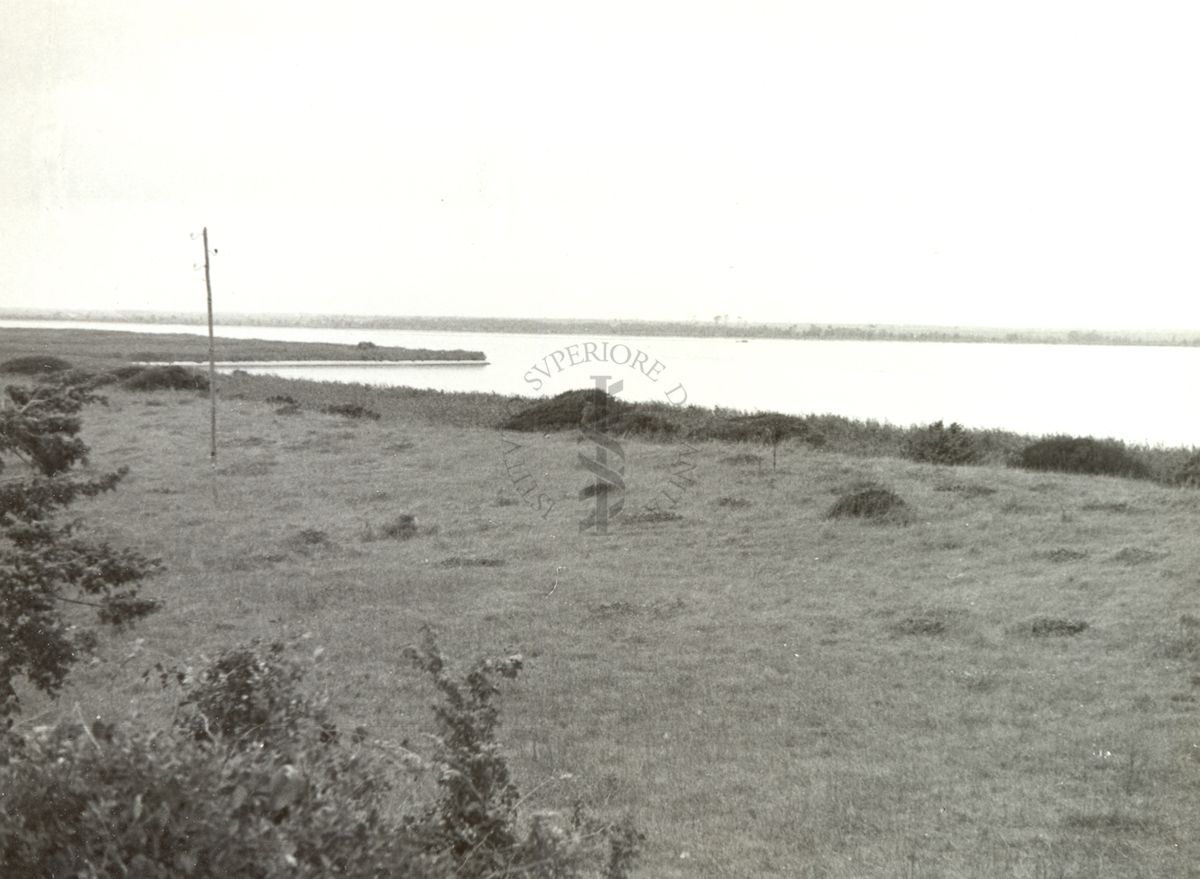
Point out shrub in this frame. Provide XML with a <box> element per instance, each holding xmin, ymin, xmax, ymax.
<box><xmin>891</xmin><ymin>608</ymin><xmax>962</xmax><ymax>636</ymax></box>
<box><xmin>159</xmin><ymin>637</ymin><xmax>336</xmax><ymax>749</ymax></box>
<box><xmin>0</xmin><ymin>354</ymin><xmax>72</xmax><ymax>375</ymax></box>
<box><xmin>718</xmin><ymin>453</ymin><xmax>763</xmax><ymax>466</ymax></box>
<box><xmin>613</xmin><ymin>409</ymin><xmax>680</xmax><ymax>438</ymax></box>
<box><xmin>378</xmin><ymin>513</ymin><xmax>418</xmax><ymax>540</ymax></box>
<box><xmin>1029</xmin><ymin>617</ymin><xmax>1089</xmax><ymax>637</ymax></box>
<box><xmin>122</xmin><ymin>365</ymin><xmax>209</xmax><ymax>391</ymax></box>
<box><xmin>1</xmin><ymin>379</ymin><xmax>160</xmax><ymax>722</ymax></box>
<box><xmin>904</xmin><ymin>420</ymin><xmax>978</xmax><ymax>465</ymax></box>
<box><xmin>715</xmin><ymin>496</ymin><xmax>751</xmax><ymax>509</ymax></box>
<box><xmin>690</xmin><ymin>411</ymin><xmax>822</xmax><ymax>449</ymax></box>
<box><xmin>826</xmin><ymin>487</ymin><xmax>908</xmax><ymax>521</ymax></box>
<box><xmin>1016</xmin><ymin>435</ymin><xmax>1150</xmax><ymax>479</ymax></box>
<box><xmin>1</xmin><ymin>634</ymin><xmax>643</xmax><ymax>878</ymax></box>
<box><xmin>1172</xmin><ymin>451</ymin><xmax>1200</xmax><ymax>487</ymax></box>
<box><xmin>321</xmin><ymin>403</ymin><xmax>381</xmax><ymax>420</ymax></box>
<box><xmin>501</xmin><ymin>389</ymin><xmax>629</xmax><ymax>433</ymax></box>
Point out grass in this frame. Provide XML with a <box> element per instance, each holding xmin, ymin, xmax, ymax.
<box><xmin>10</xmin><ymin>373</ymin><xmax>1198</xmax><ymax>878</ymax></box>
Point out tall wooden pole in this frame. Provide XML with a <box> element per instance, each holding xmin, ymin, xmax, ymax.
<box><xmin>202</xmin><ymin>228</ymin><xmax>217</xmax><ymax>488</ymax></box>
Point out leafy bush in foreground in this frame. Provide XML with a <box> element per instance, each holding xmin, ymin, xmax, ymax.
<box><xmin>903</xmin><ymin>420</ymin><xmax>978</xmax><ymax>465</ymax></box>
<box><xmin>0</xmin><ymin>378</ymin><xmax>161</xmax><ymax>723</ymax></box>
<box><xmin>0</xmin><ymin>634</ymin><xmax>643</xmax><ymax>878</ymax></box>
<box><xmin>0</xmin><ymin>355</ymin><xmax>73</xmax><ymax>375</ymax></box>
<box><xmin>1017</xmin><ymin>435</ymin><xmax>1150</xmax><ymax>479</ymax></box>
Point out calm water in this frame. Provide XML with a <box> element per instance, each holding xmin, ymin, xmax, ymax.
<box><xmin>4</xmin><ymin>319</ymin><xmax>1197</xmax><ymax>447</ymax></box>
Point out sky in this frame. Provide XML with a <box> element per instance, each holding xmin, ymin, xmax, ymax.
<box><xmin>2</xmin><ymin>1</ymin><xmax>1199</xmax><ymax>330</ymax></box>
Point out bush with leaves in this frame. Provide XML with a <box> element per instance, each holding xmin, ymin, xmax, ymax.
<box><xmin>1</xmin><ymin>632</ymin><xmax>643</xmax><ymax>878</ymax></box>
<box><xmin>903</xmin><ymin>420</ymin><xmax>978</xmax><ymax>465</ymax></box>
<box><xmin>0</xmin><ymin>378</ymin><xmax>161</xmax><ymax>726</ymax></box>
<box><xmin>1016</xmin><ymin>435</ymin><xmax>1150</xmax><ymax>479</ymax></box>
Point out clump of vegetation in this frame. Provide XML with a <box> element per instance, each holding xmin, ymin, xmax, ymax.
<box><xmin>891</xmin><ymin>608</ymin><xmax>962</xmax><ymax>636</ymax></box>
<box><xmin>1</xmin><ymin>633</ymin><xmax>643</xmax><ymax>878</ymax></box>
<box><xmin>1080</xmin><ymin>500</ymin><xmax>1136</xmax><ymax>513</ymax></box>
<box><xmin>1172</xmin><ymin>451</ymin><xmax>1200</xmax><ymax>488</ymax></box>
<box><xmin>826</xmin><ymin>487</ymin><xmax>909</xmax><ymax>522</ymax></box>
<box><xmin>0</xmin><ymin>354</ymin><xmax>73</xmax><ymax>375</ymax></box>
<box><xmin>363</xmin><ymin>513</ymin><xmax>421</xmax><ymax>541</ymax></box>
<box><xmin>715</xmin><ymin>496</ymin><xmax>751</xmax><ymax>509</ymax></box>
<box><xmin>1028</xmin><ymin>617</ymin><xmax>1089</xmax><ymax>637</ymax></box>
<box><xmin>0</xmin><ymin>378</ymin><xmax>161</xmax><ymax>725</ymax></box>
<box><xmin>322</xmin><ymin>403</ymin><xmax>381</xmax><ymax>420</ymax></box>
<box><xmin>718</xmin><ymin>453</ymin><xmax>762</xmax><ymax>466</ymax></box>
<box><xmin>121</xmin><ymin>365</ymin><xmax>209</xmax><ymax>391</ymax></box>
<box><xmin>933</xmin><ymin>482</ymin><xmax>996</xmax><ymax>497</ymax></box>
<box><xmin>1044</xmin><ymin>547</ymin><xmax>1088</xmax><ymax>562</ymax></box>
<box><xmin>502</xmin><ymin>388</ymin><xmax>627</xmax><ymax>433</ymax></box>
<box><xmin>285</xmin><ymin>528</ymin><xmax>334</xmax><ymax>556</ymax></box>
<box><xmin>1111</xmin><ymin>547</ymin><xmax>1164</xmax><ymax>566</ymax></box>
<box><xmin>265</xmin><ymin>394</ymin><xmax>297</xmax><ymax>405</ymax></box>
<box><xmin>1016</xmin><ymin>435</ymin><xmax>1150</xmax><ymax>480</ymax></box>
<box><xmin>904</xmin><ymin>420</ymin><xmax>978</xmax><ymax>465</ymax></box>
<box><xmin>439</xmin><ymin>557</ymin><xmax>505</xmax><ymax>568</ymax></box>
<box><xmin>501</xmin><ymin>389</ymin><xmax>679</xmax><ymax>439</ymax></box>
<box><xmin>690</xmin><ymin>412</ymin><xmax>825</xmax><ymax>459</ymax></box>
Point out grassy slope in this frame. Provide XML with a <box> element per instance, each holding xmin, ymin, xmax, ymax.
<box><xmin>0</xmin><ymin>326</ymin><xmax>485</xmax><ymax>364</ymax></box>
<box><xmin>21</xmin><ymin>383</ymin><xmax>1200</xmax><ymax>878</ymax></box>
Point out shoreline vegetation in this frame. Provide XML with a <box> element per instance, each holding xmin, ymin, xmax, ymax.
<box><xmin>4</xmin><ymin>307</ymin><xmax>1200</xmax><ymax>347</ymax></box>
<box><xmin>3</xmin><ymin>326</ymin><xmax>1197</xmax><ymax>485</ymax></box>
<box><xmin>0</xmin><ymin>325</ymin><xmax>486</xmax><ymax>365</ymax></box>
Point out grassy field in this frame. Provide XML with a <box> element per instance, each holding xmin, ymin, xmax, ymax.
<box><xmin>12</xmin><ymin>373</ymin><xmax>1200</xmax><ymax>877</ymax></box>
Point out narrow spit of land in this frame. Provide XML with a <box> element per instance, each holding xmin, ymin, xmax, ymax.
<box><xmin>0</xmin><ymin>326</ymin><xmax>486</xmax><ymax>366</ymax></box>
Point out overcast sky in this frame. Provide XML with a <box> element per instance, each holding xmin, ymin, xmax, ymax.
<box><xmin>2</xmin><ymin>1</ymin><xmax>1198</xmax><ymax>329</ymax></box>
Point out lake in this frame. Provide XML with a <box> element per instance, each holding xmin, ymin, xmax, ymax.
<box><xmin>3</xmin><ymin>319</ymin><xmax>1196</xmax><ymax>447</ymax></box>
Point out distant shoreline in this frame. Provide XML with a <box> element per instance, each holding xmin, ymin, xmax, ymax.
<box><xmin>3</xmin><ymin>309</ymin><xmax>1200</xmax><ymax>348</ymax></box>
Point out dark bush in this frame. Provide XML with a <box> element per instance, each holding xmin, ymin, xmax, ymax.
<box><xmin>380</xmin><ymin>513</ymin><xmax>418</xmax><ymax>539</ymax></box>
<box><xmin>265</xmin><ymin>394</ymin><xmax>297</xmax><ymax>405</ymax></box>
<box><xmin>322</xmin><ymin>403</ymin><xmax>381</xmax><ymax>420</ymax></box>
<box><xmin>715</xmin><ymin>496</ymin><xmax>751</xmax><ymax>509</ymax></box>
<box><xmin>501</xmin><ymin>388</ymin><xmax>629</xmax><ymax>433</ymax></box>
<box><xmin>1016</xmin><ymin>435</ymin><xmax>1150</xmax><ymax>479</ymax></box>
<box><xmin>904</xmin><ymin>420</ymin><xmax>978</xmax><ymax>465</ymax></box>
<box><xmin>1029</xmin><ymin>617</ymin><xmax>1089</xmax><ymax>637</ymax></box>
<box><xmin>891</xmin><ymin>608</ymin><xmax>961</xmax><ymax>636</ymax></box>
<box><xmin>690</xmin><ymin>411</ymin><xmax>822</xmax><ymax>447</ymax></box>
<box><xmin>122</xmin><ymin>365</ymin><xmax>209</xmax><ymax>392</ymax></box>
<box><xmin>1172</xmin><ymin>451</ymin><xmax>1200</xmax><ymax>487</ymax></box>
<box><xmin>439</xmin><ymin>557</ymin><xmax>505</xmax><ymax>568</ymax></box>
<box><xmin>718</xmin><ymin>453</ymin><xmax>763</xmax><ymax>466</ymax></box>
<box><xmin>826</xmin><ymin>487</ymin><xmax>908</xmax><ymax>521</ymax></box>
<box><xmin>613</xmin><ymin>409</ymin><xmax>680</xmax><ymax>437</ymax></box>
<box><xmin>0</xmin><ymin>354</ymin><xmax>73</xmax><ymax>375</ymax></box>
<box><xmin>162</xmin><ymin>638</ymin><xmax>336</xmax><ymax>748</ymax></box>
<box><xmin>933</xmin><ymin>482</ymin><xmax>996</xmax><ymax>497</ymax></box>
